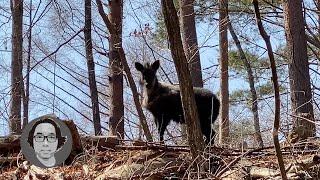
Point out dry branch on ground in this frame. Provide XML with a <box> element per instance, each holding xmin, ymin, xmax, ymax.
<box><xmin>1</xmin><ymin>135</ymin><xmax>320</xmax><ymax>179</ymax></box>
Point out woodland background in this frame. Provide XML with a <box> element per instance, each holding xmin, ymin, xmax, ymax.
<box><xmin>0</xmin><ymin>0</ymin><xmax>319</xmax><ymax>150</ymax></box>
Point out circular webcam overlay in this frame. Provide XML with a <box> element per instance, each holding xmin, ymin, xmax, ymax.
<box><xmin>21</xmin><ymin>114</ymin><xmax>72</xmax><ymax>168</ymax></box>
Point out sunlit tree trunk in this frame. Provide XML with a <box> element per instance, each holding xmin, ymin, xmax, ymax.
<box><xmin>10</xmin><ymin>0</ymin><xmax>23</xmax><ymax>135</ymax></box>
<box><xmin>161</xmin><ymin>0</ymin><xmax>204</xmax><ymax>160</ymax></box>
<box><xmin>179</xmin><ymin>0</ymin><xmax>203</xmax><ymax>87</ymax></box>
<box><xmin>108</xmin><ymin>0</ymin><xmax>124</xmax><ymax>138</ymax></box>
<box><xmin>85</xmin><ymin>0</ymin><xmax>102</xmax><ymax>135</ymax></box>
<box><xmin>283</xmin><ymin>0</ymin><xmax>315</xmax><ymax>142</ymax></box>
<box><xmin>318</xmin><ymin>0</ymin><xmax>320</xmax><ymax>35</ymax></box>
<box><xmin>22</xmin><ymin>0</ymin><xmax>33</xmax><ymax>128</ymax></box>
<box><xmin>96</xmin><ymin>0</ymin><xmax>153</xmax><ymax>141</ymax></box>
<box><xmin>218</xmin><ymin>0</ymin><xmax>229</xmax><ymax>144</ymax></box>
<box><xmin>179</xmin><ymin>0</ymin><xmax>203</xmax><ymax>144</ymax></box>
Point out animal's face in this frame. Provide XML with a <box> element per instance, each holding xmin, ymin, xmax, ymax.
<box><xmin>135</xmin><ymin>60</ymin><xmax>160</xmax><ymax>89</ymax></box>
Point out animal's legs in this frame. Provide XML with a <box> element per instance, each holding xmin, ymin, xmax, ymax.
<box><xmin>201</xmin><ymin>119</ymin><xmax>215</xmax><ymax>145</ymax></box>
<box><xmin>157</xmin><ymin>116</ymin><xmax>170</xmax><ymax>143</ymax></box>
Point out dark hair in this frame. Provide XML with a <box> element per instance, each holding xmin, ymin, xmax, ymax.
<box><xmin>27</xmin><ymin>119</ymin><xmax>66</xmax><ymax>149</ymax></box>
<box><xmin>135</xmin><ymin>60</ymin><xmax>220</xmax><ymax>144</ymax></box>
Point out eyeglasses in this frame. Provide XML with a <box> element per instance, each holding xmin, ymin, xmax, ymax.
<box><xmin>33</xmin><ymin>134</ymin><xmax>57</xmax><ymax>142</ymax></box>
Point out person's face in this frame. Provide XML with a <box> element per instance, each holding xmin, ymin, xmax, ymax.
<box><xmin>33</xmin><ymin>123</ymin><xmax>58</xmax><ymax>159</ymax></box>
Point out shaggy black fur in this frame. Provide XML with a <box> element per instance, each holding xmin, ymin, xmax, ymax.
<box><xmin>135</xmin><ymin>60</ymin><xmax>220</xmax><ymax>144</ymax></box>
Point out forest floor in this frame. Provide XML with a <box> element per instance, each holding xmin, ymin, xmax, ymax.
<box><xmin>1</xmin><ymin>136</ymin><xmax>320</xmax><ymax>180</ymax></box>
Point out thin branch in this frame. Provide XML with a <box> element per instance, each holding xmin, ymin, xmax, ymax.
<box><xmin>96</xmin><ymin>0</ymin><xmax>153</xmax><ymax>142</ymax></box>
<box><xmin>29</xmin><ymin>28</ymin><xmax>84</xmax><ymax>73</ymax></box>
<box><xmin>30</xmin><ymin>82</ymin><xmax>109</xmax><ymax>131</ymax></box>
<box><xmin>252</xmin><ymin>1</ymin><xmax>287</xmax><ymax>179</ymax></box>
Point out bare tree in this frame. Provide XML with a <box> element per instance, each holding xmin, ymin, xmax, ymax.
<box><xmin>10</xmin><ymin>0</ymin><xmax>23</xmax><ymax>134</ymax></box>
<box><xmin>107</xmin><ymin>0</ymin><xmax>124</xmax><ymax>138</ymax></box>
<box><xmin>283</xmin><ymin>0</ymin><xmax>315</xmax><ymax>142</ymax></box>
<box><xmin>179</xmin><ymin>0</ymin><xmax>203</xmax><ymax>144</ymax></box>
<box><xmin>179</xmin><ymin>0</ymin><xmax>203</xmax><ymax>87</ymax></box>
<box><xmin>22</xmin><ymin>0</ymin><xmax>33</xmax><ymax>128</ymax></box>
<box><xmin>228</xmin><ymin>20</ymin><xmax>263</xmax><ymax>148</ymax></box>
<box><xmin>218</xmin><ymin>0</ymin><xmax>229</xmax><ymax>144</ymax></box>
<box><xmin>318</xmin><ymin>0</ymin><xmax>320</xmax><ymax>35</ymax></box>
<box><xmin>161</xmin><ymin>0</ymin><xmax>204</xmax><ymax>159</ymax></box>
<box><xmin>96</xmin><ymin>0</ymin><xmax>153</xmax><ymax>141</ymax></box>
<box><xmin>84</xmin><ymin>0</ymin><xmax>102</xmax><ymax>135</ymax></box>
<box><xmin>253</xmin><ymin>0</ymin><xmax>287</xmax><ymax>179</ymax></box>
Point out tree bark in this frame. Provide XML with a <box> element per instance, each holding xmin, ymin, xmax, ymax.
<box><xmin>283</xmin><ymin>0</ymin><xmax>315</xmax><ymax>141</ymax></box>
<box><xmin>96</xmin><ymin>0</ymin><xmax>153</xmax><ymax>142</ymax></box>
<box><xmin>253</xmin><ymin>1</ymin><xmax>287</xmax><ymax>179</ymax></box>
<box><xmin>10</xmin><ymin>0</ymin><xmax>23</xmax><ymax>135</ymax></box>
<box><xmin>179</xmin><ymin>0</ymin><xmax>203</xmax><ymax>87</ymax></box>
<box><xmin>218</xmin><ymin>0</ymin><xmax>229</xmax><ymax>144</ymax></box>
<box><xmin>318</xmin><ymin>0</ymin><xmax>320</xmax><ymax>35</ymax></box>
<box><xmin>22</xmin><ymin>0</ymin><xmax>32</xmax><ymax>128</ymax></box>
<box><xmin>108</xmin><ymin>0</ymin><xmax>124</xmax><ymax>138</ymax></box>
<box><xmin>85</xmin><ymin>0</ymin><xmax>102</xmax><ymax>135</ymax></box>
<box><xmin>161</xmin><ymin>0</ymin><xmax>204</xmax><ymax>160</ymax></box>
<box><xmin>228</xmin><ymin>20</ymin><xmax>263</xmax><ymax>148</ymax></box>
<box><xmin>179</xmin><ymin>0</ymin><xmax>203</xmax><ymax>145</ymax></box>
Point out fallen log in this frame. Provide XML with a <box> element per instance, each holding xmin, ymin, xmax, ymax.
<box><xmin>81</xmin><ymin>135</ymin><xmax>120</xmax><ymax>150</ymax></box>
<box><xmin>63</xmin><ymin>120</ymin><xmax>83</xmax><ymax>165</ymax></box>
<box><xmin>115</xmin><ymin>144</ymin><xmax>190</xmax><ymax>152</ymax></box>
<box><xmin>0</xmin><ymin>135</ymin><xmax>20</xmax><ymax>155</ymax></box>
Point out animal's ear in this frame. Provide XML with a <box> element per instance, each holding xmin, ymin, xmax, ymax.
<box><xmin>135</xmin><ymin>62</ymin><xmax>144</xmax><ymax>72</ymax></box>
<box><xmin>152</xmin><ymin>60</ymin><xmax>160</xmax><ymax>71</ymax></box>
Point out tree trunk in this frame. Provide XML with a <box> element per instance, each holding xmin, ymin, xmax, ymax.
<box><xmin>161</xmin><ymin>0</ymin><xmax>204</xmax><ymax>160</ymax></box>
<box><xmin>283</xmin><ymin>0</ymin><xmax>315</xmax><ymax>142</ymax></box>
<box><xmin>108</xmin><ymin>0</ymin><xmax>124</xmax><ymax>138</ymax></box>
<box><xmin>10</xmin><ymin>0</ymin><xmax>23</xmax><ymax>135</ymax></box>
<box><xmin>318</xmin><ymin>0</ymin><xmax>320</xmax><ymax>35</ymax></box>
<box><xmin>21</xmin><ymin>0</ymin><xmax>32</xmax><ymax>127</ymax></box>
<box><xmin>85</xmin><ymin>0</ymin><xmax>102</xmax><ymax>135</ymax></box>
<box><xmin>253</xmin><ymin>1</ymin><xmax>287</xmax><ymax>179</ymax></box>
<box><xmin>218</xmin><ymin>0</ymin><xmax>229</xmax><ymax>144</ymax></box>
<box><xmin>22</xmin><ymin>0</ymin><xmax>33</xmax><ymax>128</ymax></box>
<box><xmin>228</xmin><ymin>20</ymin><xmax>263</xmax><ymax>148</ymax></box>
<box><xmin>179</xmin><ymin>0</ymin><xmax>203</xmax><ymax>145</ymax></box>
<box><xmin>96</xmin><ymin>0</ymin><xmax>153</xmax><ymax>142</ymax></box>
<box><xmin>179</xmin><ymin>0</ymin><xmax>203</xmax><ymax>87</ymax></box>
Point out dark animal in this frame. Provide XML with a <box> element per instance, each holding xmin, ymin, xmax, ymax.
<box><xmin>135</xmin><ymin>60</ymin><xmax>220</xmax><ymax>144</ymax></box>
